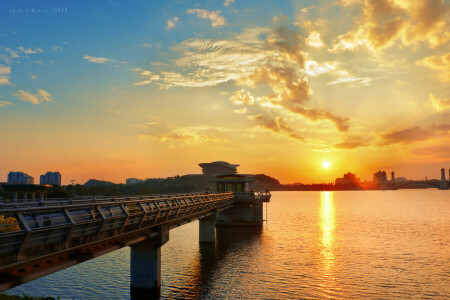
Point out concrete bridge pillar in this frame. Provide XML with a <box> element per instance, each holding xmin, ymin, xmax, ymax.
<box><xmin>199</xmin><ymin>213</ymin><xmax>216</xmax><ymax>243</ymax></box>
<box><xmin>130</xmin><ymin>224</ymin><xmax>169</xmax><ymax>299</ymax></box>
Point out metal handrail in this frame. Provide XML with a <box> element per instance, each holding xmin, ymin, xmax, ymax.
<box><xmin>0</xmin><ymin>193</ymin><xmax>233</xmax><ymax>214</ymax></box>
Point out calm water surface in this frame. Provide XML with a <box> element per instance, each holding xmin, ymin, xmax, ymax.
<box><xmin>6</xmin><ymin>190</ymin><xmax>450</xmax><ymax>299</ymax></box>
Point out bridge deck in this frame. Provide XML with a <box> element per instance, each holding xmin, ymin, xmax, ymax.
<box><xmin>0</xmin><ymin>193</ymin><xmax>234</xmax><ymax>291</ymax></box>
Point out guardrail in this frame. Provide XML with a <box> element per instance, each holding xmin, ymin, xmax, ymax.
<box><xmin>0</xmin><ymin>193</ymin><xmax>234</xmax><ymax>268</ymax></box>
<box><xmin>0</xmin><ymin>192</ymin><xmax>209</xmax><ymax>209</ymax></box>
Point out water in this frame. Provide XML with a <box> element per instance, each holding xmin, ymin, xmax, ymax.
<box><xmin>5</xmin><ymin>190</ymin><xmax>450</xmax><ymax>299</ymax></box>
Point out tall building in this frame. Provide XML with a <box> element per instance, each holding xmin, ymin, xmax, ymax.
<box><xmin>335</xmin><ymin>172</ymin><xmax>360</xmax><ymax>186</ymax></box>
<box><xmin>441</xmin><ymin>168</ymin><xmax>447</xmax><ymax>189</ymax></box>
<box><xmin>391</xmin><ymin>171</ymin><xmax>395</xmax><ymax>181</ymax></box>
<box><xmin>199</xmin><ymin>161</ymin><xmax>239</xmax><ymax>176</ymax></box>
<box><xmin>7</xmin><ymin>171</ymin><xmax>34</xmax><ymax>184</ymax></box>
<box><xmin>40</xmin><ymin>171</ymin><xmax>61</xmax><ymax>186</ymax></box>
<box><xmin>373</xmin><ymin>171</ymin><xmax>388</xmax><ymax>184</ymax></box>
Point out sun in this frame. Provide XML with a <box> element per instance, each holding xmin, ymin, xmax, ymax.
<box><xmin>322</xmin><ymin>161</ymin><xmax>331</xmax><ymax>169</ymax></box>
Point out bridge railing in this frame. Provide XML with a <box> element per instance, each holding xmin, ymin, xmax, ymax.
<box><xmin>234</xmin><ymin>191</ymin><xmax>271</xmax><ymax>202</ymax></box>
<box><xmin>0</xmin><ymin>193</ymin><xmax>234</xmax><ymax>268</ymax></box>
<box><xmin>0</xmin><ymin>192</ymin><xmax>210</xmax><ymax>208</ymax></box>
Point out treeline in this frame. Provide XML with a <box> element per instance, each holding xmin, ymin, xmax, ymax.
<box><xmin>0</xmin><ymin>173</ymin><xmax>283</xmax><ymax>200</ymax></box>
<box><xmin>61</xmin><ymin>175</ymin><xmax>215</xmax><ymax>197</ymax></box>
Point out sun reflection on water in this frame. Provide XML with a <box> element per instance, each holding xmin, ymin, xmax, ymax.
<box><xmin>319</xmin><ymin>191</ymin><xmax>336</xmax><ymax>294</ymax></box>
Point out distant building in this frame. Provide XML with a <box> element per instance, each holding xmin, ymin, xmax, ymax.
<box><xmin>441</xmin><ymin>168</ymin><xmax>447</xmax><ymax>189</ymax></box>
<box><xmin>199</xmin><ymin>161</ymin><xmax>239</xmax><ymax>176</ymax></box>
<box><xmin>335</xmin><ymin>172</ymin><xmax>360</xmax><ymax>186</ymax></box>
<box><xmin>126</xmin><ymin>178</ymin><xmax>144</xmax><ymax>185</ymax></box>
<box><xmin>373</xmin><ymin>171</ymin><xmax>388</xmax><ymax>184</ymax></box>
<box><xmin>391</xmin><ymin>171</ymin><xmax>395</xmax><ymax>181</ymax></box>
<box><xmin>7</xmin><ymin>171</ymin><xmax>34</xmax><ymax>184</ymax></box>
<box><xmin>40</xmin><ymin>172</ymin><xmax>61</xmax><ymax>186</ymax></box>
<box><xmin>394</xmin><ymin>177</ymin><xmax>408</xmax><ymax>183</ymax></box>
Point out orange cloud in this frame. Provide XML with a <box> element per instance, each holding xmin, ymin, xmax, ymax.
<box><xmin>249</xmin><ymin>114</ymin><xmax>304</xmax><ymax>141</ymax></box>
<box><xmin>137</xmin><ymin>125</ymin><xmax>230</xmax><ymax>144</ymax></box>
<box><xmin>427</xmin><ymin>94</ymin><xmax>450</xmax><ymax>112</ymax></box>
<box><xmin>380</xmin><ymin>124</ymin><xmax>450</xmax><ymax>145</ymax></box>
<box><xmin>380</xmin><ymin>126</ymin><xmax>432</xmax><ymax>144</ymax></box>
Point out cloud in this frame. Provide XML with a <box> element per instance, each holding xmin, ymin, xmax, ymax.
<box><xmin>223</xmin><ymin>0</ymin><xmax>234</xmax><ymax>7</ymax></box>
<box><xmin>326</xmin><ymin>70</ymin><xmax>373</xmax><ymax>86</ymax></box>
<box><xmin>427</xmin><ymin>94</ymin><xmax>450</xmax><ymax>112</ymax></box>
<box><xmin>0</xmin><ymin>65</ymin><xmax>11</xmax><ymax>85</ymax></box>
<box><xmin>236</xmin><ymin>56</ymin><xmax>350</xmax><ymax>131</ymax></box>
<box><xmin>132</xmin><ymin>27</ymin><xmax>272</xmax><ymax>88</ymax></box>
<box><xmin>83</xmin><ymin>55</ymin><xmax>113</xmax><ymax>64</ymax></box>
<box><xmin>305</xmin><ymin>60</ymin><xmax>338</xmax><ymax>77</ymax></box>
<box><xmin>138</xmin><ymin>125</ymin><xmax>229</xmax><ymax>144</ymax></box>
<box><xmin>131</xmin><ymin>25</ymin><xmax>350</xmax><ymax>132</ymax></box>
<box><xmin>186</xmin><ymin>9</ymin><xmax>226</xmax><ymax>27</ymax></box>
<box><xmin>431</xmin><ymin>123</ymin><xmax>450</xmax><ymax>133</ymax></box>
<box><xmin>380</xmin><ymin>123</ymin><xmax>450</xmax><ymax>145</ymax></box>
<box><xmin>229</xmin><ymin>89</ymin><xmax>255</xmax><ymax>105</ymax></box>
<box><xmin>306</xmin><ymin>31</ymin><xmax>325</xmax><ymax>48</ymax></box>
<box><xmin>0</xmin><ymin>101</ymin><xmax>11</xmax><ymax>107</ymax></box>
<box><xmin>132</xmin><ymin>68</ymin><xmax>161</xmax><ymax>86</ymax></box>
<box><xmin>1</xmin><ymin>46</ymin><xmax>44</xmax><ymax>64</ymax></box>
<box><xmin>13</xmin><ymin>89</ymin><xmax>53</xmax><ymax>105</ymax></box>
<box><xmin>249</xmin><ymin>114</ymin><xmax>304</xmax><ymax>141</ymax></box>
<box><xmin>234</xmin><ymin>107</ymin><xmax>247</xmax><ymax>114</ymax></box>
<box><xmin>416</xmin><ymin>53</ymin><xmax>450</xmax><ymax>82</ymax></box>
<box><xmin>52</xmin><ymin>45</ymin><xmax>63</xmax><ymax>52</ymax></box>
<box><xmin>334</xmin><ymin>136</ymin><xmax>370</xmax><ymax>149</ymax></box>
<box><xmin>166</xmin><ymin>17</ymin><xmax>179</xmax><ymax>30</ymax></box>
<box><xmin>380</xmin><ymin>126</ymin><xmax>433</xmax><ymax>145</ymax></box>
<box><xmin>17</xmin><ymin>47</ymin><xmax>43</xmax><ymax>54</ymax></box>
<box><xmin>141</xmin><ymin>43</ymin><xmax>152</xmax><ymax>48</ymax></box>
<box><xmin>332</xmin><ymin>0</ymin><xmax>449</xmax><ymax>52</ymax></box>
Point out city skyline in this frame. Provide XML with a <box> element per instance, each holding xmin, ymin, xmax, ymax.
<box><xmin>0</xmin><ymin>0</ymin><xmax>449</xmax><ymax>185</ymax></box>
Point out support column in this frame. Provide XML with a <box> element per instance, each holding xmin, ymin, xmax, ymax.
<box><xmin>199</xmin><ymin>213</ymin><xmax>216</xmax><ymax>243</ymax></box>
<box><xmin>32</xmin><ymin>192</ymin><xmax>36</xmax><ymax>202</ymax></box>
<box><xmin>40</xmin><ymin>192</ymin><xmax>44</xmax><ymax>201</ymax></box>
<box><xmin>23</xmin><ymin>192</ymin><xmax>27</xmax><ymax>202</ymax></box>
<box><xmin>13</xmin><ymin>191</ymin><xmax>18</xmax><ymax>203</ymax></box>
<box><xmin>130</xmin><ymin>225</ymin><xmax>169</xmax><ymax>299</ymax></box>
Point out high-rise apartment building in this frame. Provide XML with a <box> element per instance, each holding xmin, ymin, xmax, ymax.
<box><xmin>7</xmin><ymin>171</ymin><xmax>34</xmax><ymax>184</ymax></box>
<box><xmin>40</xmin><ymin>171</ymin><xmax>62</xmax><ymax>186</ymax></box>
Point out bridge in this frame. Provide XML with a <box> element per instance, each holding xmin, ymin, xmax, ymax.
<box><xmin>0</xmin><ymin>189</ymin><xmax>270</xmax><ymax>298</ymax></box>
<box><xmin>390</xmin><ymin>180</ymin><xmax>443</xmax><ymax>190</ymax></box>
<box><xmin>390</xmin><ymin>168</ymin><xmax>449</xmax><ymax>190</ymax></box>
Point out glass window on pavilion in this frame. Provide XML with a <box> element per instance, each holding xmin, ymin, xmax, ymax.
<box><xmin>214</xmin><ymin>175</ymin><xmax>251</xmax><ymax>193</ymax></box>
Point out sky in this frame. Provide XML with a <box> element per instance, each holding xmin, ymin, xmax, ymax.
<box><xmin>0</xmin><ymin>0</ymin><xmax>449</xmax><ymax>185</ymax></box>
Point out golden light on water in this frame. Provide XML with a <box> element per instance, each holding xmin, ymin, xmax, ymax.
<box><xmin>319</xmin><ymin>191</ymin><xmax>336</xmax><ymax>287</ymax></box>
